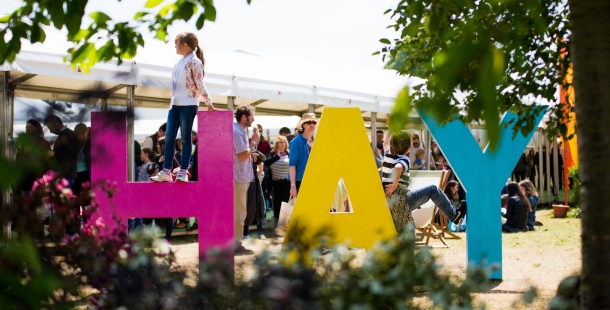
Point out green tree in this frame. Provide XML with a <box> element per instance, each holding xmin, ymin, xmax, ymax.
<box><xmin>379</xmin><ymin>0</ymin><xmax>608</xmax><ymax>307</ymax></box>
<box><xmin>0</xmin><ymin>0</ymin><xmax>222</xmax><ymax>72</ymax></box>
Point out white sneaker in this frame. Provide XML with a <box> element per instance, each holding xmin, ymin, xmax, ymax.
<box><xmin>175</xmin><ymin>170</ymin><xmax>188</xmax><ymax>182</ymax></box>
<box><xmin>150</xmin><ymin>170</ymin><xmax>172</xmax><ymax>182</ymax></box>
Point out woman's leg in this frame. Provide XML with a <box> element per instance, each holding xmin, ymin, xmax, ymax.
<box><xmin>163</xmin><ymin>106</ymin><xmax>180</xmax><ymax>171</ymax></box>
<box><xmin>164</xmin><ymin>218</ymin><xmax>174</xmax><ymax>241</ymax></box>
<box><xmin>406</xmin><ymin>185</ymin><xmax>458</xmax><ymax>220</ymax></box>
<box><xmin>178</xmin><ymin>106</ymin><xmax>198</xmax><ymax>170</ymax></box>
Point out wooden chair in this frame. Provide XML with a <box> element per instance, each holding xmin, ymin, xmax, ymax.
<box><xmin>433</xmin><ymin>171</ymin><xmax>462</xmax><ymax>240</ymax></box>
<box><xmin>410</xmin><ymin>170</ymin><xmax>449</xmax><ymax>247</ymax></box>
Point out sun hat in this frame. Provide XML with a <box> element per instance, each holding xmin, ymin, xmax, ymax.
<box><xmin>296</xmin><ymin>113</ymin><xmax>319</xmax><ymax>131</ymax></box>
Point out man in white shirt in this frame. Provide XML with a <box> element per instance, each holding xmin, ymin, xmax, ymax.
<box><xmin>408</xmin><ymin>134</ymin><xmax>434</xmax><ymax>170</ymax></box>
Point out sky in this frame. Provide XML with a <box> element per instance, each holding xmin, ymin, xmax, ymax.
<box><xmin>1</xmin><ymin>0</ymin><xmax>399</xmax><ymax>69</ymax></box>
<box><xmin>3</xmin><ymin>0</ymin><xmax>401</xmax><ymax>137</ymax></box>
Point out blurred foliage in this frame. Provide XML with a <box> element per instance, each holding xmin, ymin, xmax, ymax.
<box><xmin>1</xmin><ymin>157</ymin><xmax>497</xmax><ymax>308</ymax></box>
<box><xmin>0</xmin><ymin>0</ymin><xmax>223</xmax><ymax>72</ymax></box>
<box><xmin>378</xmin><ymin>0</ymin><xmax>571</xmax><ymax>151</ymax></box>
<box><xmin>549</xmin><ymin>275</ymin><xmax>581</xmax><ymax>310</ymax></box>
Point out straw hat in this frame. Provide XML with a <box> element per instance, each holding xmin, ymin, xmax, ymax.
<box><xmin>296</xmin><ymin>113</ymin><xmax>319</xmax><ymax>131</ymax></box>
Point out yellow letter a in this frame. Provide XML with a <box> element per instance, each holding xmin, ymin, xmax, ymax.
<box><xmin>284</xmin><ymin>107</ymin><xmax>397</xmax><ymax>249</ymax></box>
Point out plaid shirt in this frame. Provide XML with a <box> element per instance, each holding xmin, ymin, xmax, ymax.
<box><xmin>233</xmin><ymin>123</ymin><xmax>254</xmax><ymax>183</ymax></box>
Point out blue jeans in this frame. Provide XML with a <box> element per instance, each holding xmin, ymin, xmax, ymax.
<box><xmin>406</xmin><ymin>185</ymin><xmax>457</xmax><ymax>220</ymax></box>
<box><xmin>163</xmin><ymin>105</ymin><xmax>198</xmax><ymax>170</ymax></box>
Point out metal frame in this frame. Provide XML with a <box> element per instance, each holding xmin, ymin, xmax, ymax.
<box><xmin>127</xmin><ymin>85</ymin><xmax>136</xmax><ymax>182</ymax></box>
<box><xmin>1</xmin><ymin>72</ymin><xmax>11</xmax><ymax>237</ymax></box>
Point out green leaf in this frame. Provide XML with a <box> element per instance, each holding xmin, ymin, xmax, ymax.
<box><xmin>372</xmin><ymin>51</ymin><xmax>380</xmax><ymax>55</ymax></box>
<box><xmin>65</xmin><ymin>0</ymin><xmax>87</xmax><ymax>36</ymax></box>
<box><xmin>47</xmin><ymin>0</ymin><xmax>65</xmax><ymax>29</ymax></box>
<box><xmin>204</xmin><ymin>5</ymin><xmax>216</xmax><ymax>21</ymax></box>
<box><xmin>390</xmin><ymin>86</ymin><xmax>413</xmax><ymax>133</ymax></box>
<box><xmin>30</xmin><ymin>25</ymin><xmax>46</xmax><ymax>43</ymax></box>
<box><xmin>0</xmin><ymin>15</ymin><xmax>10</xmax><ymax>23</ymax></box>
<box><xmin>384</xmin><ymin>9</ymin><xmax>392</xmax><ymax>15</ymax></box>
<box><xmin>380</xmin><ymin>38</ymin><xmax>391</xmax><ymax>44</ymax></box>
<box><xmin>134</xmin><ymin>11</ymin><xmax>149</xmax><ymax>19</ymax></box>
<box><xmin>71</xmin><ymin>28</ymin><xmax>91</xmax><ymax>41</ymax></box>
<box><xmin>90</xmin><ymin>11</ymin><xmax>112</xmax><ymax>24</ymax></box>
<box><xmin>145</xmin><ymin>0</ymin><xmax>164</xmax><ymax>9</ymax></box>
<box><xmin>196</xmin><ymin>13</ymin><xmax>205</xmax><ymax>29</ymax></box>
<box><xmin>424</xmin><ymin>12</ymin><xmax>440</xmax><ymax>34</ymax></box>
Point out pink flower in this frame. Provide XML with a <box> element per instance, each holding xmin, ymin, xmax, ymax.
<box><xmin>61</xmin><ymin>178</ymin><xmax>69</xmax><ymax>187</ymax></box>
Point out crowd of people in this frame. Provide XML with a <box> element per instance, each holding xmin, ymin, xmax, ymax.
<box><xmin>10</xmin><ymin>30</ymin><xmax>549</xmax><ymax>249</ymax></box>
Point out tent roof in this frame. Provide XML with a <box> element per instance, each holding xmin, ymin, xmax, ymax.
<box><xmin>2</xmin><ymin>25</ymin><xmax>422</xmax><ymax>124</ymax></box>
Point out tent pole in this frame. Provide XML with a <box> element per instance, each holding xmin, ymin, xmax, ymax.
<box><xmin>1</xmin><ymin>71</ymin><xmax>11</xmax><ymax>237</ymax></box>
<box><xmin>227</xmin><ymin>96</ymin><xmax>235</xmax><ymax>111</ymax></box>
<box><xmin>127</xmin><ymin>85</ymin><xmax>135</xmax><ymax>182</ymax></box>
<box><xmin>308</xmin><ymin>104</ymin><xmax>315</xmax><ymax>114</ymax></box>
<box><xmin>101</xmin><ymin>98</ymin><xmax>108</xmax><ymax>112</ymax></box>
<box><xmin>552</xmin><ymin>137</ymin><xmax>559</xmax><ymax>202</ymax></box>
<box><xmin>545</xmin><ymin>138</ymin><xmax>552</xmax><ymax>205</ymax></box>
<box><xmin>370</xmin><ymin>112</ymin><xmax>377</xmax><ymax>152</ymax></box>
<box><xmin>426</xmin><ymin>128</ymin><xmax>432</xmax><ymax>170</ymax></box>
<box><xmin>537</xmin><ymin>130</ymin><xmax>545</xmax><ymax>203</ymax></box>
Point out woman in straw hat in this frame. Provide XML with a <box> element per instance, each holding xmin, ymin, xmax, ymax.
<box><xmin>288</xmin><ymin>113</ymin><xmax>318</xmax><ymax>197</ymax></box>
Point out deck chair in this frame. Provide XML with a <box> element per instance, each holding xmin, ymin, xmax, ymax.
<box><xmin>409</xmin><ymin>170</ymin><xmax>449</xmax><ymax>247</ymax></box>
<box><xmin>433</xmin><ymin>171</ymin><xmax>462</xmax><ymax>241</ymax></box>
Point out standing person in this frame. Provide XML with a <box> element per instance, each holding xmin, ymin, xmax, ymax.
<box><xmin>527</xmin><ymin>149</ymin><xmax>536</xmax><ymax>186</ymax></box>
<box><xmin>244</xmin><ymin>151</ymin><xmax>266</xmax><ymax>239</ymax></box>
<box><xmin>383</xmin><ymin>131</ymin><xmax>467</xmax><ymax>234</ymax></box>
<box><xmin>289</xmin><ymin>113</ymin><xmax>318</xmax><ymax>197</ymax></box>
<box><xmin>513</xmin><ymin>152</ymin><xmax>528</xmax><ymax>182</ymax></box>
<box><xmin>44</xmin><ymin>115</ymin><xmax>80</xmax><ymax>188</ymax></box>
<box><xmin>151</xmin><ymin>32</ymin><xmax>218</xmax><ymax>183</ymax></box>
<box><xmin>279</xmin><ymin>127</ymin><xmax>295</xmax><ymax>143</ymax></box>
<box><xmin>233</xmin><ymin>105</ymin><xmax>258</xmax><ymax>254</ymax></box>
<box><xmin>376</xmin><ymin>130</ymin><xmax>384</xmax><ymax>145</ymax></box>
<box><xmin>520</xmin><ymin>180</ymin><xmax>540</xmax><ymax>231</ymax></box>
<box><xmin>142</xmin><ymin>123</ymin><xmax>166</xmax><ymax>153</ymax></box>
<box><xmin>264</xmin><ymin>136</ymin><xmax>290</xmax><ymax>223</ymax></box>
<box><xmin>72</xmin><ymin>123</ymin><xmax>90</xmax><ymax>195</ymax></box>
<box><xmin>251</xmin><ymin>124</ymin><xmax>272</xmax><ymax>155</ymax></box>
<box><xmin>15</xmin><ymin>119</ymin><xmax>51</xmax><ymax>195</ymax></box>
<box><xmin>501</xmin><ymin>182</ymin><xmax>532</xmax><ymax>233</ymax></box>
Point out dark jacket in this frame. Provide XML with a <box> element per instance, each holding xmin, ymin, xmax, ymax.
<box><xmin>503</xmin><ymin>196</ymin><xmax>528</xmax><ymax>231</ymax></box>
<box><xmin>246</xmin><ymin>151</ymin><xmax>266</xmax><ymax>226</ymax></box>
<box><xmin>83</xmin><ymin>138</ymin><xmax>92</xmax><ymax>177</ymax></box>
<box><xmin>53</xmin><ymin>127</ymin><xmax>80</xmax><ymax>179</ymax></box>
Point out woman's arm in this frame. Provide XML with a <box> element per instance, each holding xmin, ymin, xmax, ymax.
<box><xmin>504</xmin><ymin>197</ymin><xmax>515</xmax><ymax>219</ymax></box>
<box><xmin>264</xmin><ymin>153</ymin><xmax>281</xmax><ymax>166</ymax></box>
<box><xmin>188</xmin><ymin>60</ymin><xmax>216</xmax><ymax>111</ymax></box>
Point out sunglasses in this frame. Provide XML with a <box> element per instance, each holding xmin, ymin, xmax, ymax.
<box><xmin>304</xmin><ymin>121</ymin><xmax>317</xmax><ymax>125</ymax></box>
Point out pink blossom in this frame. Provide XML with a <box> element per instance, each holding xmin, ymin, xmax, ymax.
<box><xmin>61</xmin><ymin>178</ymin><xmax>69</xmax><ymax>187</ymax></box>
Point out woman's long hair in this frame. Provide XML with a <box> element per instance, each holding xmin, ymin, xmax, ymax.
<box><xmin>176</xmin><ymin>32</ymin><xmax>204</xmax><ymax>74</ymax></box>
<box><xmin>26</xmin><ymin>119</ymin><xmax>44</xmax><ymax>139</ymax></box>
<box><xmin>443</xmin><ymin>180</ymin><xmax>459</xmax><ymax>202</ymax></box>
<box><xmin>519</xmin><ymin>179</ymin><xmax>538</xmax><ymax>198</ymax></box>
<box><xmin>507</xmin><ymin>182</ymin><xmax>532</xmax><ymax>212</ymax></box>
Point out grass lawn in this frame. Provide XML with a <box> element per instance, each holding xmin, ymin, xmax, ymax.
<box><xmin>166</xmin><ymin>207</ymin><xmax>581</xmax><ymax>309</ymax></box>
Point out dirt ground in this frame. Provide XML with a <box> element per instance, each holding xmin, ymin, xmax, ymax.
<box><xmin>169</xmin><ymin>209</ymin><xmax>581</xmax><ymax>309</ymax></box>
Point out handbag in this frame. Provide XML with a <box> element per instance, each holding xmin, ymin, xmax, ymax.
<box><xmin>276</xmin><ymin>198</ymin><xmax>296</xmax><ymax>236</ymax></box>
